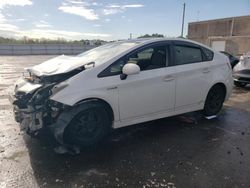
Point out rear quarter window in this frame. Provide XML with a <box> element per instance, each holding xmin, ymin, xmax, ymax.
<box><xmin>202</xmin><ymin>47</ymin><xmax>214</xmax><ymax>61</ymax></box>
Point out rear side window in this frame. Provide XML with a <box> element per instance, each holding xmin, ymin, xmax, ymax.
<box><xmin>202</xmin><ymin>47</ymin><xmax>214</xmax><ymax>61</ymax></box>
<box><xmin>174</xmin><ymin>45</ymin><xmax>202</xmax><ymax>65</ymax></box>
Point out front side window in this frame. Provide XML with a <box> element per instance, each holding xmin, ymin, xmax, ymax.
<box><xmin>99</xmin><ymin>45</ymin><xmax>169</xmax><ymax>77</ymax></box>
<box><xmin>127</xmin><ymin>46</ymin><xmax>168</xmax><ymax>71</ymax></box>
<box><xmin>174</xmin><ymin>45</ymin><xmax>203</xmax><ymax>65</ymax></box>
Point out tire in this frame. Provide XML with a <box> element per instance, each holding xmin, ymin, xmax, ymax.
<box><xmin>63</xmin><ymin>104</ymin><xmax>111</xmax><ymax>146</ymax></box>
<box><xmin>203</xmin><ymin>85</ymin><xmax>226</xmax><ymax>116</ymax></box>
<box><xmin>234</xmin><ymin>81</ymin><xmax>247</xmax><ymax>87</ymax></box>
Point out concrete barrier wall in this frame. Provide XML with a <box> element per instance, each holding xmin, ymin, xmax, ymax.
<box><xmin>0</xmin><ymin>44</ymin><xmax>96</xmax><ymax>55</ymax></box>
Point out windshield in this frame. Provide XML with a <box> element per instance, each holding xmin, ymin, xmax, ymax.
<box><xmin>77</xmin><ymin>41</ymin><xmax>139</xmax><ymax>66</ymax></box>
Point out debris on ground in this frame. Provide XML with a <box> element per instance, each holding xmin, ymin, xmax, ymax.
<box><xmin>177</xmin><ymin>115</ymin><xmax>198</xmax><ymax>124</ymax></box>
<box><xmin>54</xmin><ymin>145</ymin><xmax>80</xmax><ymax>155</ymax></box>
<box><xmin>236</xmin><ymin>147</ymin><xmax>244</xmax><ymax>156</ymax></box>
<box><xmin>0</xmin><ymin>146</ymin><xmax>5</xmax><ymax>153</ymax></box>
<box><xmin>84</xmin><ymin>169</ymin><xmax>108</xmax><ymax>176</ymax></box>
<box><xmin>205</xmin><ymin>115</ymin><xmax>217</xmax><ymax>120</ymax></box>
<box><xmin>212</xmin><ymin>138</ymin><xmax>219</xmax><ymax>141</ymax></box>
<box><xmin>55</xmin><ymin>179</ymin><xmax>63</xmax><ymax>183</ymax></box>
<box><xmin>150</xmin><ymin>172</ymin><xmax>156</xmax><ymax>176</ymax></box>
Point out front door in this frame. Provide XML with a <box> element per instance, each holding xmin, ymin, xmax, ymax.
<box><xmin>117</xmin><ymin>44</ymin><xmax>176</xmax><ymax>121</ymax></box>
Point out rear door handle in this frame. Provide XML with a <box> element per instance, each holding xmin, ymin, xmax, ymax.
<box><xmin>202</xmin><ymin>68</ymin><xmax>210</xmax><ymax>73</ymax></box>
<box><xmin>163</xmin><ymin>75</ymin><xmax>175</xmax><ymax>82</ymax></box>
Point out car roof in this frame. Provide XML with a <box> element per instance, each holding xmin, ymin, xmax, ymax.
<box><xmin>116</xmin><ymin>37</ymin><xmax>213</xmax><ymax>50</ymax></box>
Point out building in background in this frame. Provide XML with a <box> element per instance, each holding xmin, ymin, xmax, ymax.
<box><xmin>188</xmin><ymin>15</ymin><xmax>250</xmax><ymax>56</ymax></box>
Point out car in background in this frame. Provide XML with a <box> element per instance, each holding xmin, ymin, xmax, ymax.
<box><xmin>233</xmin><ymin>52</ymin><xmax>250</xmax><ymax>87</ymax></box>
<box><xmin>9</xmin><ymin>38</ymin><xmax>233</xmax><ymax>147</ymax></box>
<box><xmin>220</xmin><ymin>51</ymin><xmax>239</xmax><ymax>69</ymax></box>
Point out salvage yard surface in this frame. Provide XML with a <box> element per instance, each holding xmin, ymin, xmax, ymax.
<box><xmin>0</xmin><ymin>55</ymin><xmax>250</xmax><ymax>188</ymax></box>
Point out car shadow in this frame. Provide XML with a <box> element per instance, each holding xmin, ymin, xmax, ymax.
<box><xmin>23</xmin><ymin>112</ymin><xmax>226</xmax><ymax>188</ymax></box>
<box><xmin>233</xmin><ymin>85</ymin><xmax>250</xmax><ymax>94</ymax></box>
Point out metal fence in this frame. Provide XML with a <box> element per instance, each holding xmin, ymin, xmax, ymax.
<box><xmin>0</xmin><ymin>44</ymin><xmax>96</xmax><ymax>55</ymax></box>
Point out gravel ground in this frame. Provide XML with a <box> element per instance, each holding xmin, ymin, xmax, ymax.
<box><xmin>0</xmin><ymin>55</ymin><xmax>250</xmax><ymax>188</ymax></box>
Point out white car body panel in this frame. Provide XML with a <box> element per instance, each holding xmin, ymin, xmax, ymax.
<box><xmin>174</xmin><ymin>61</ymin><xmax>211</xmax><ymax>110</ymax></box>
<box><xmin>209</xmin><ymin>52</ymin><xmax>233</xmax><ymax>100</ymax></box>
<box><xmin>14</xmin><ymin>78</ymin><xmax>43</xmax><ymax>93</ymax></box>
<box><xmin>118</xmin><ymin>66</ymin><xmax>176</xmax><ymax>120</ymax></box>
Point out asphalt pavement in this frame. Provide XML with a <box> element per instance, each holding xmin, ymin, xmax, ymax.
<box><xmin>0</xmin><ymin>55</ymin><xmax>249</xmax><ymax>188</ymax></box>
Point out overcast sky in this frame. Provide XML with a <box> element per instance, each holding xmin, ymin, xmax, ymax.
<box><xmin>0</xmin><ymin>0</ymin><xmax>249</xmax><ymax>40</ymax></box>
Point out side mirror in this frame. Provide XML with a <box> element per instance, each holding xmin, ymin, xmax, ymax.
<box><xmin>121</xmin><ymin>63</ymin><xmax>140</xmax><ymax>80</ymax></box>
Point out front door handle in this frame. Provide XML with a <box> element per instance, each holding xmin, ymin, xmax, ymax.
<box><xmin>163</xmin><ymin>75</ymin><xmax>175</xmax><ymax>82</ymax></box>
<box><xmin>106</xmin><ymin>86</ymin><xmax>117</xmax><ymax>90</ymax></box>
<box><xmin>202</xmin><ymin>68</ymin><xmax>210</xmax><ymax>73</ymax></box>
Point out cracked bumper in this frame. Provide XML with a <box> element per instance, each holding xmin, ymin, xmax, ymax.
<box><xmin>9</xmin><ymin>94</ymin><xmax>43</xmax><ymax>134</ymax></box>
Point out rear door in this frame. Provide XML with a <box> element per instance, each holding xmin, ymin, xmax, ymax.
<box><xmin>172</xmin><ymin>41</ymin><xmax>212</xmax><ymax>110</ymax></box>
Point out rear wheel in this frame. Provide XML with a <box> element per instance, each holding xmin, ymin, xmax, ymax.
<box><xmin>234</xmin><ymin>81</ymin><xmax>247</xmax><ymax>87</ymax></box>
<box><xmin>203</xmin><ymin>85</ymin><xmax>226</xmax><ymax>116</ymax></box>
<box><xmin>64</xmin><ymin>105</ymin><xmax>111</xmax><ymax>146</ymax></box>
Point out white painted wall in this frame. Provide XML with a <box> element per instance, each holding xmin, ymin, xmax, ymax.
<box><xmin>211</xmin><ymin>41</ymin><xmax>226</xmax><ymax>51</ymax></box>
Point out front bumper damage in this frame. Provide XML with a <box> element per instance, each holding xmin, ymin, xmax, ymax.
<box><xmin>10</xmin><ymin>95</ymin><xmax>43</xmax><ymax>133</ymax></box>
<box><xmin>9</xmin><ymin>78</ymin><xmax>71</xmax><ymax>141</ymax></box>
<box><xmin>9</xmin><ymin>64</ymin><xmax>85</xmax><ymax>147</ymax></box>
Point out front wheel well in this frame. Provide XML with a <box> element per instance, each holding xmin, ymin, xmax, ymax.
<box><xmin>75</xmin><ymin>98</ymin><xmax>114</xmax><ymax>122</ymax></box>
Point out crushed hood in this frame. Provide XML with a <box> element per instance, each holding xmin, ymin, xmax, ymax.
<box><xmin>28</xmin><ymin>55</ymin><xmax>92</xmax><ymax>77</ymax></box>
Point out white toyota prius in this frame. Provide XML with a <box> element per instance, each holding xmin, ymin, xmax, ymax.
<box><xmin>10</xmin><ymin>38</ymin><xmax>233</xmax><ymax>146</ymax></box>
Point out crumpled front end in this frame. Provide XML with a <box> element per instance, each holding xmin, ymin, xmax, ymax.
<box><xmin>10</xmin><ymin>79</ymin><xmax>45</xmax><ymax>134</ymax></box>
<box><xmin>9</xmin><ymin>75</ymin><xmax>71</xmax><ymax>136</ymax></box>
<box><xmin>9</xmin><ymin>59</ymin><xmax>87</xmax><ymax>136</ymax></box>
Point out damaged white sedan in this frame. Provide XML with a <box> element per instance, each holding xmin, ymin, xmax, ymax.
<box><xmin>9</xmin><ymin>38</ymin><xmax>233</xmax><ymax>146</ymax></box>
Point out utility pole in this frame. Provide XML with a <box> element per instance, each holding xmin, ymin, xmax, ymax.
<box><xmin>181</xmin><ymin>3</ymin><xmax>186</xmax><ymax>37</ymax></box>
<box><xmin>197</xmin><ymin>10</ymin><xmax>200</xmax><ymax>21</ymax></box>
